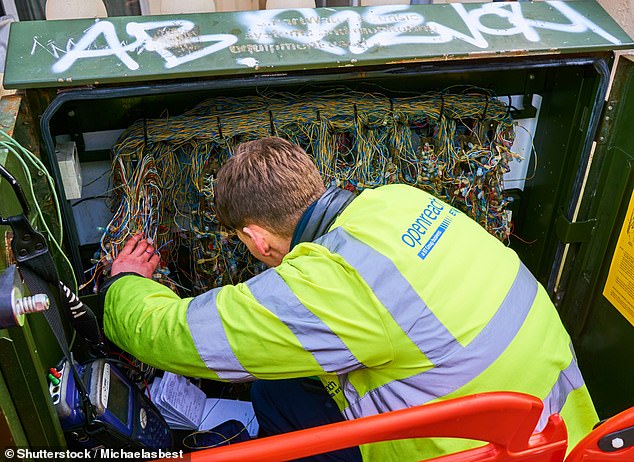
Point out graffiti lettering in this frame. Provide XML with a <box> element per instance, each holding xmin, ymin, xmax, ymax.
<box><xmin>52</xmin><ymin>20</ymin><xmax>139</xmax><ymax>72</ymax></box>
<box><xmin>31</xmin><ymin>36</ymin><xmax>75</xmax><ymax>59</ymax></box>
<box><xmin>242</xmin><ymin>2</ymin><xmax>621</xmax><ymax>56</ymax></box>
<box><xmin>50</xmin><ymin>19</ymin><xmax>237</xmax><ymax>73</ymax></box>
<box><xmin>468</xmin><ymin>1</ymin><xmax>621</xmax><ymax>43</ymax></box>
<box><xmin>41</xmin><ymin>1</ymin><xmax>622</xmax><ymax>74</ymax></box>
<box><xmin>125</xmin><ymin>21</ymin><xmax>237</xmax><ymax>69</ymax></box>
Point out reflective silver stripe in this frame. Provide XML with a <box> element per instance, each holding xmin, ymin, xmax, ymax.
<box><xmin>316</xmin><ymin>228</ymin><xmax>458</xmax><ymax>364</ymax></box>
<box><xmin>246</xmin><ymin>269</ymin><xmax>360</xmax><ymax>373</ymax></box>
<box><xmin>187</xmin><ymin>287</ymin><xmax>254</xmax><ymax>381</ymax></box>
<box><xmin>341</xmin><ymin>262</ymin><xmax>537</xmax><ymax>419</ymax></box>
<box><xmin>536</xmin><ymin>347</ymin><xmax>586</xmax><ymax>431</ymax></box>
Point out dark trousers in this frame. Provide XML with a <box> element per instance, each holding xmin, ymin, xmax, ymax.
<box><xmin>251</xmin><ymin>378</ymin><xmax>362</xmax><ymax>462</ymax></box>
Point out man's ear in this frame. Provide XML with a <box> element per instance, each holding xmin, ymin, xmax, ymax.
<box><xmin>242</xmin><ymin>224</ymin><xmax>272</xmax><ymax>257</ymax></box>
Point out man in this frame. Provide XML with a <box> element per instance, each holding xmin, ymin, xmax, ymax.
<box><xmin>104</xmin><ymin>137</ymin><xmax>598</xmax><ymax>460</ymax></box>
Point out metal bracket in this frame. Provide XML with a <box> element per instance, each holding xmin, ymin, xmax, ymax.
<box><xmin>0</xmin><ymin>163</ymin><xmax>49</xmax><ymax>263</ymax></box>
<box><xmin>6</xmin><ymin>215</ymin><xmax>48</xmax><ymax>263</ymax></box>
<box><xmin>555</xmin><ymin>214</ymin><xmax>597</xmax><ymax>244</ymax></box>
<box><xmin>596</xmin><ymin>100</ymin><xmax>617</xmax><ymax>145</ymax></box>
<box><xmin>512</xmin><ymin>94</ymin><xmax>538</xmax><ymax>119</ymax></box>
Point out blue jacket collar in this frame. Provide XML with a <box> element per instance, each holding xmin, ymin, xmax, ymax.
<box><xmin>290</xmin><ymin>186</ymin><xmax>355</xmax><ymax>250</ymax></box>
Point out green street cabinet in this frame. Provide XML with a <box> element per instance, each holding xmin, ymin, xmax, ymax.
<box><xmin>0</xmin><ymin>0</ymin><xmax>634</xmax><ymax>455</ymax></box>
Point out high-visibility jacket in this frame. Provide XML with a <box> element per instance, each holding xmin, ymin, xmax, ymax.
<box><xmin>104</xmin><ymin>184</ymin><xmax>598</xmax><ymax>461</ymax></box>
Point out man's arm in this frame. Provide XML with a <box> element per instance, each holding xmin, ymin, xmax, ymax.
<box><xmin>103</xmin><ymin>275</ymin><xmax>218</xmax><ymax>378</ymax></box>
<box><xmin>103</xmin><ymin>235</ymin><xmax>353</xmax><ymax>381</ymax></box>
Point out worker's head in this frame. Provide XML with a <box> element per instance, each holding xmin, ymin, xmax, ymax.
<box><xmin>215</xmin><ymin>137</ymin><xmax>325</xmax><ymax>267</ymax></box>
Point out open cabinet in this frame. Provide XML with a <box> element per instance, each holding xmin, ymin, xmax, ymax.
<box><xmin>0</xmin><ymin>0</ymin><xmax>633</xmax><ymax>454</ymax></box>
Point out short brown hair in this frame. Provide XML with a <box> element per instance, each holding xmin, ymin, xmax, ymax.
<box><xmin>215</xmin><ymin>137</ymin><xmax>325</xmax><ymax>238</ymax></box>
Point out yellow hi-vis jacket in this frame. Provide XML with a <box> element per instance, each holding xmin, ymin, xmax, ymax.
<box><xmin>104</xmin><ymin>184</ymin><xmax>598</xmax><ymax>461</ymax></box>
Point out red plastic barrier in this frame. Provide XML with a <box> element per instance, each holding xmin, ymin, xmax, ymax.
<box><xmin>565</xmin><ymin>406</ymin><xmax>634</xmax><ymax>462</ymax></box>
<box><xmin>153</xmin><ymin>392</ymin><xmax>568</xmax><ymax>462</ymax></box>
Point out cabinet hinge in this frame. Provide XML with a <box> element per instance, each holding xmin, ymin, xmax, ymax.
<box><xmin>595</xmin><ymin>99</ymin><xmax>617</xmax><ymax>145</ymax></box>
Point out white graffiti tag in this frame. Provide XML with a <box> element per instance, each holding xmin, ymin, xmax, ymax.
<box><xmin>31</xmin><ymin>36</ymin><xmax>76</xmax><ymax>59</ymax></box>
<box><xmin>51</xmin><ymin>19</ymin><xmax>237</xmax><ymax>73</ymax></box>
<box><xmin>241</xmin><ymin>1</ymin><xmax>621</xmax><ymax>56</ymax></box>
<box><xmin>469</xmin><ymin>1</ymin><xmax>621</xmax><ymax>43</ymax></box>
<box><xmin>43</xmin><ymin>1</ymin><xmax>621</xmax><ymax>73</ymax></box>
<box><xmin>52</xmin><ymin>20</ymin><xmax>139</xmax><ymax>72</ymax></box>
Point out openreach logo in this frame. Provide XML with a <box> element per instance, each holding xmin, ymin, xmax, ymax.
<box><xmin>4</xmin><ymin>447</ymin><xmax>185</xmax><ymax>460</ymax></box>
<box><xmin>401</xmin><ymin>199</ymin><xmax>460</xmax><ymax>260</ymax></box>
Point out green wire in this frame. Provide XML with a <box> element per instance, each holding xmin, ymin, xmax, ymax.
<box><xmin>0</xmin><ymin>131</ymin><xmax>78</xmax><ymax>292</ymax></box>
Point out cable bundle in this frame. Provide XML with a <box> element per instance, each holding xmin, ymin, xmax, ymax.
<box><xmin>93</xmin><ymin>89</ymin><xmax>520</xmax><ymax>294</ymax></box>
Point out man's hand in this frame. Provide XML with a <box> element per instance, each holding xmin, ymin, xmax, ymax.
<box><xmin>111</xmin><ymin>234</ymin><xmax>161</xmax><ymax>278</ymax></box>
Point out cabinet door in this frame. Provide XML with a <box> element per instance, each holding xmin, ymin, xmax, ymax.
<box><xmin>556</xmin><ymin>54</ymin><xmax>634</xmax><ymax>419</ymax></box>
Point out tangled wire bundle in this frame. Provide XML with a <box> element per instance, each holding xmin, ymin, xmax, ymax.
<box><xmin>92</xmin><ymin>90</ymin><xmax>520</xmax><ymax>295</ymax></box>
